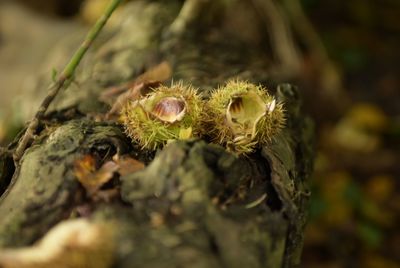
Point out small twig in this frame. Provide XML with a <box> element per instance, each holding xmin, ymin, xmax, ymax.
<box><xmin>13</xmin><ymin>0</ymin><xmax>122</xmax><ymax>163</ymax></box>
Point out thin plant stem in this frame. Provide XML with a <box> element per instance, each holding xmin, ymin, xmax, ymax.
<box><xmin>13</xmin><ymin>0</ymin><xmax>122</xmax><ymax>162</ymax></box>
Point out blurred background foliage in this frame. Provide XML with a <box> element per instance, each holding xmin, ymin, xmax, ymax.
<box><xmin>301</xmin><ymin>1</ymin><xmax>400</xmax><ymax>267</ymax></box>
<box><xmin>0</xmin><ymin>0</ymin><xmax>399</xmax><ymax>267</ymax></box>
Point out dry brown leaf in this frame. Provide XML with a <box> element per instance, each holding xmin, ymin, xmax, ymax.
<box><xmin>74</xmin><ymin>155</ymin><xmax>97</xmax><ymax>186</ymax></box>
<box><xmin>135</xmin><ymin>61</ymin><xmax>172</xmax><ymax>84</ymax></box>
<box><xmin>74</xmin><ymin>155</ymin><xmax>119</xmax><ymax>197</ymax></box>
<box><xmin>74</xmin><ymin>154</ymin><xmax>144</xmax><ymax>200</ymax></box>
<box><xmin>105</xmin><ymin>81</ymin><xmax>162</xmax><ymax>118</ymax></box>
<box><xmin>112</xmin><ymin>154</ymin><xmax>145</xmax><ymax>176</ymax></box>
<box><xmin>100</xmin><ymin>61</ymin><xmax>173</xmax><ymax>118</ymax></box>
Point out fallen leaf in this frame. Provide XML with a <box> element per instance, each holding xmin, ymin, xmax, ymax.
<box><xmin>100</xmin><ymin>61</ymin><xmax>172</xmax><ymax>118</ymax></box>
<box><xmin>74</xmin><ymin>155</ymin><xmax>96</xmax><ymax>176</ymax></box>
<box><xmin>105</xmin><ymin>81</ymin><xmax>161</xmax><ymax>118</ymax></box>
<box><xmin>74</xmin><ymin>155</ymin><xmax>119</xmax><ymax>197</ymax></box>
<box><xmin>135</xmin><ymin>61</ymin><xmax>172</xmax><ymax>85</ymax></box>
<box><xmin>112</xmin><ymin>154</ymin><xmax>145</xmax><ymax>176</ymax></box>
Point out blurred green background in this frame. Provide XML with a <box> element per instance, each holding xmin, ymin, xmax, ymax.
<box><xmin>301</xmin><ymin>1</ymin><xmax>399</xmax><ymax>267</ymax></box>
<box><xmin>0</xmin><ymin>0</ymin><xmax>399</xmax><ymax>267</ymax></box>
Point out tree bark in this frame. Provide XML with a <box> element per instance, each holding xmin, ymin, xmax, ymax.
<box><xmin>0</xmin><ymin>1</ymin><xmax>314</xmax><ymax>267</ymax></box>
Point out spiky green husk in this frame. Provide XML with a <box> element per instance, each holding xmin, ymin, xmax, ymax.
<box><xmin>206</xmin><ymin>80</ymin><xmax>285</xmax><ymax>154</ymax></box>
<box><xmin>120</xmin><ymin>83</ymin><xmax>204</xmax><ymax>150</ymax></box>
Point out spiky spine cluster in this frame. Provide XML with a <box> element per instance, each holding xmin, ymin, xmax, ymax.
<box><xmin>120</xmin><ymin>83</ymin><xmax>204</xmax><ymax>150</ymax></box>
<box><xmin>206</xmin><ymin>80</ymin><xmax>285</xmax><ymax>154</ymax></box>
